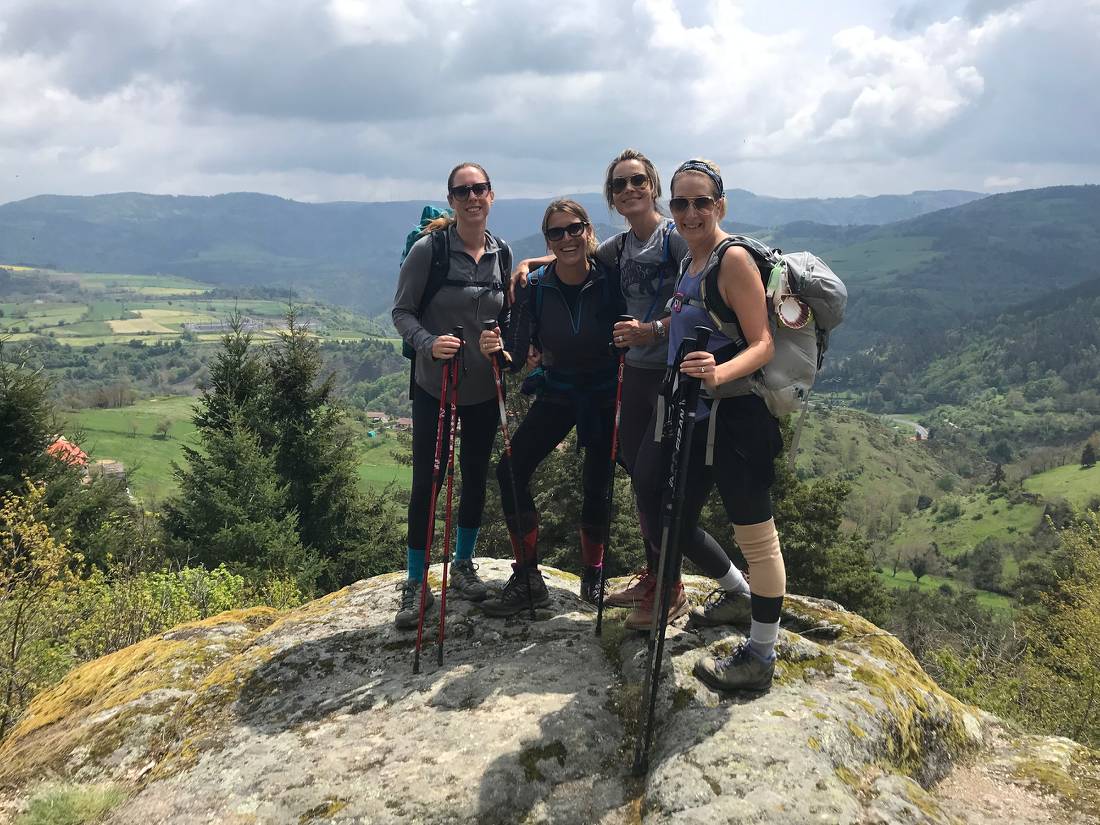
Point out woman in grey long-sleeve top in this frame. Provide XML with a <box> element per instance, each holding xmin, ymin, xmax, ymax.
<box><xmin>390</xmin><ymin>162</ymin><xmax>512</xmax><ymax>630</ymax></box>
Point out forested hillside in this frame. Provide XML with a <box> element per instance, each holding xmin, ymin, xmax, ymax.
<box><xmin>779</xmin><ymin>185</ymin><xmax>1100</xmax><ymax>370</ymax></box>
<box><xmin>0</xmin><ymin>188</ymin><xmax>981</xmax><ymax>316</ymax></box>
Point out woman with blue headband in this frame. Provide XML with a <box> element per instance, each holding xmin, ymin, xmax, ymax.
<box><xmin>632</xmin><ymin>158</ymin><xmax>786</xmax><ymax>694</ymax></box>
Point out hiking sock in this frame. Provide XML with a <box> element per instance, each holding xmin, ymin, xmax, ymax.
<box><xmin>407</xmin><ymin>547</ymin><xmax>425</xmax><ymax>583</ymax></box>
<box><xmin>748</xmin><ymin>617</ymin><xmax>780</xmax><ymax>661</ymax></box>
<box><xmin>716</xmin><ymin>562</ymin><xmax>751</xmax><ymax>596</ymax></box>
<box><xmin>455</xmin><ymin>526</ymin><xmax>479</xmax><ymax>562</ymax></box>
<box><xmin>748</xmin><ymin>592</ymin><xmax>783</xmax><ymax>660</ymax></box>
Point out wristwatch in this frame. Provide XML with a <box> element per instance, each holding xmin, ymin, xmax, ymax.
<box><xmin>653</xmin><ymin>318</ymin><xmax>667</xmax><ymax>340</ymax></box>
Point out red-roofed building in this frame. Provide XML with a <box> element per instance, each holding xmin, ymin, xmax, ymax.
<box><xmin>46</xmin><ymin>437</ymin><xmax>88</xmax><ymax>467</ymax></box>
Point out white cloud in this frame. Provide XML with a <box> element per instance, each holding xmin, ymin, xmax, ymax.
<box><xmin>0</xmin><ymin>0</ymin><xmax>1095</xmax><ymax>204</ymax></box>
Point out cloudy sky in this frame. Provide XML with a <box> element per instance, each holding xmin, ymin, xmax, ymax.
<box><xmin>0</xmin><ymin>0</ymin><xmax>1096</xmax><ymax>204</ymax></box>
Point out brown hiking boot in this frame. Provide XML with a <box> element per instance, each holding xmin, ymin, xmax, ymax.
<box><xmin>604</xmin><ymin>568</ymin><xmax>656</xmax><ymax>608</ymax></box>
<box><xmin>624</xmin><ymin>580</ymin><xmax>688</xmax><ymax>630</ymax></box>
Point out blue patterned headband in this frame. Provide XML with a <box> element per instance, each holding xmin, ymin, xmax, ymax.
<box><xmin>674</xmin><ymin>160</ymin><xmax>724</xmax><ymax>197</ymax></box>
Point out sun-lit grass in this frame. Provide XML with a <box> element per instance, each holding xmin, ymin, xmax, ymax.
<box><xmin>1023</xmin><ymin>462</ymin><xmax>1100</xmax><ymax>509</ymax></box>
<box><xmin>65</xmin><ymin>397</ymin><xmax>199</xmax><ymax>503</ymax></box>
<box><xmin>107</xmin><ymin>318</ymin><xmax>175</xmax><ymax>334</ymax></box>
<box><xmin>876</xmin><ymin>569</ymin><xmax>1013</xmax><ymax>614</ymax></box>
<box><xmin>65</xmin><ymin>397</ymin><xmax>412</xmax><ymax>501</ymax></box>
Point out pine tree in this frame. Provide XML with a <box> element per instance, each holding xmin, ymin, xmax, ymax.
<box><xmin>164</xmin><ymin>410</ymin><xmax>316</xmax><ymax>583</ymax></box>
<box><xmin>191</xmin><ymin>311</ymin><xmax>269</xmax><ymax>439</ymax></box>
<box><xmin>265</xmin><ymin>310</ymin><xmax>370</xmax><ymax>585</ymax></box>
<box><xmin>1083</xmin><ymin>442</ymin><xmax>1097</xmax><ymax>469</ymax></box>
<box><xmin>0</xmin><ymin>340</ymin><xmax>55</xmax><ymax>494</ymax></box>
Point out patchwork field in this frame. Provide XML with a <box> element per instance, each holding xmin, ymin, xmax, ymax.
<box><xmin>0</xmin><ymin>264</ymin><xmax>387</xmax><ymax>344</ymax></box>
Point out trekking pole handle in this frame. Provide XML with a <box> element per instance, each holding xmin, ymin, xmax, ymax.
<box><xmin>612</xmin><ymin>314</ymin><xmax>635</xmax><ymax>354</ymax></box>
<box><xmin>482</xmin><ymin>318</ymin><xmax>504</xmax><ymax>368</ymax></box>
<box><xmin>694</xmin><ymin>326</ymin><xmax>712</xmax><ymax>353</ymax></box>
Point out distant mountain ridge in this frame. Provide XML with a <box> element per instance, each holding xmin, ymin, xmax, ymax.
<box><xmin>0</xmin><ymin>188</ymin><xmax>983</xmax><ymax>313</ymax></box>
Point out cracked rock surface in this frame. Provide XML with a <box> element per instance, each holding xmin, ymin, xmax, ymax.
<box><xmin>1</xmin><ymin>559</ymin><xmax>1095</xmax><ymax>824</ymax></box>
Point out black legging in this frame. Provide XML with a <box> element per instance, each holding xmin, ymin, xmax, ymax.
<box><xmin>632</xmin><ymin>393</ymin><xmax>782</xmax><ymax>618</ymax></box>
<box><xmin>407</xmin><ymin>382</ymin><xmax>499</xmax><ymax>551</ymax></box>
<box><xmin>496</xmin><ymin>395</ymin><xmax>614</xmax><ymax>542</ymax></box>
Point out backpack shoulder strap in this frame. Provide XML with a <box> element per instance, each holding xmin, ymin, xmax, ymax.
<box><xmin>415</xmin><ymin>229</ymin><xmax>451</xmax><ymax>318</ymax></box>
<box><xmin>492</xmin><ymin>233</ymin><xmax>513</xmax><ymax>308</ymax></box>
<box><xmin>703</xmin><ymin>235</ymin><xmax>777</xmax><ymax>320</ymax></box>
<box><xmin>616</xmin><ymin>232</ymin><xmax>628</xmax><ymax>273</ymax></box>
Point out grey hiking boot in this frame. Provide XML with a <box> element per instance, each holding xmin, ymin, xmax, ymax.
<box><xmin>690</xmin><ymin>588</ymin><xmax>752</xmax><ymax>627</ymax></box>
<box><xmin>481</xmin><ymin>566</ymin><xmax>550</xmax><ymax>618</ymax></box>
<box><xmin>449</xmin><ymin>559</ymin><xmax>488</xmax><ymax>602</ymax></box>
<box><xmin>394</xmin><ymin>579</ymin><xmax>434</xmax><ymax>630</ymax></box>
<box><xmin>693</xmin><ymin>641</ymin><xmax>775</xmax><ymax>693</ymax></box>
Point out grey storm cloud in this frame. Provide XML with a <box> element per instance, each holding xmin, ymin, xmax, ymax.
<box><xmin>0</xmin><ymin>0</ymin><xmax>1096</xmax><ymax>203</ymax></box>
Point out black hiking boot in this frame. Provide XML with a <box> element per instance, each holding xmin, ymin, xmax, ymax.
<box><xmin>480</xmin><ymin>566</ymin><xmax>549</xmax><ymax>618</ymax></box>
<box><xmin>449</xmin><ymin>559</ymin><xmax>488</xmax><ymax>602</ymax></box>
<box><xmin>579</xmin><ymin>565</ymin><xmax>603</xmax><ymax>605</ymax></box>
<box><xmin>394</xmin><ymin>578</ymin><xmax>434</xmax><ymax>630</ymax></box>
<box><xmin>693</xmin><ymin>641</ymin><xmax>775</xmax><ymax>693</ymax></box>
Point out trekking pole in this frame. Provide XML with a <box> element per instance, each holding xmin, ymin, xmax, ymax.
<box><xmin>595</xmin><ymin>314</ymin><xmax>633</xmax><ymax>637</ymax></box>
<box><xmin>483</xmin><ymin>319</ymin><xmax>536</xmax><ymax>621</ymax></box>
<box><xmin>436</xmin><ymin>327</ymin><xmax>463</xmax><ymax>666</ymax></box>
<box><xmin>632</xmin><ymin>326</ymin><xmax>712</xmax><ymax>776</ymax></box>
<box><xmin>413</xmin><ymin>327</ymin><xmax>461</xmax><ymax>674</ymax></box>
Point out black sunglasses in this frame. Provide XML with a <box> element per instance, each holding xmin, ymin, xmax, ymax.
<box><xmin>669</xmin><ymin>196</ymin><xmax>720</xmax><ymax>213</ymax></box>
<box><xmin>611</xmin><ymin>173</ymin><xmax>650</xmax><ymax>194</ymax></box>
<box><xmin>449</xmin><ymin>181</ymin><xmax>492</xmax><ymax>200</ymax></box>
<box><xmin>544</xmin><ymin>221</ymin><xmax>588</xmax><ymax>242</ymax></box>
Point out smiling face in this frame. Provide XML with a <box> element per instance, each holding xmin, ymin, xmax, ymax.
<box><xmin>544</xmin><ymin>209</ymin><xmax>592</xmax><ymax>269</ymax></box>
<box><xmin>670</xmin><ymin>170</ymin><xmax>726</xmax><ymax>243</ymax></box>
<box><xmin>610</xmin><ymin>158</ymin><xmax>655</xmax><ymax>221</ymax></box>
<box><xmin>447</xmin><ymin>164</ymin><xmax>493</xmax><ymax>228</ymax></box>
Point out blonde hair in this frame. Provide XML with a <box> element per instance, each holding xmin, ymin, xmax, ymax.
<box><xmin>603</xmin><ymin>148</ymin><xmax>663</xmax><ymax>211</ymax></box>
<box><xmin>422</xmin><ymin>161</ymin><xmax>492</xmax><ymax>235</ymax></box>
<box><xmin>542</xmin><ymin>199</ymin><xmax>598</xmax><ymax>255</ymax></box>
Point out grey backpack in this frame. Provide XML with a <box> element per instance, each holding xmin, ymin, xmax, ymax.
<box><xmin>691</xmin><ymin>235</ymin><xmax>847</xmax><ymax>416</ymax></box>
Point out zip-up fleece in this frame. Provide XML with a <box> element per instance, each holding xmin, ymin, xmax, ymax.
<box><xmin>504</xmin><ymin>259</ymin><xmax>626</xmax><ymax>387</ymax></box>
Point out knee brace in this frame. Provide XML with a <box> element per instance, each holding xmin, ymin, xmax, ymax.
<box><xmin>734</xmin><ymin>519</ymin><xmax>785</xmax><ymax>598</ymax></box>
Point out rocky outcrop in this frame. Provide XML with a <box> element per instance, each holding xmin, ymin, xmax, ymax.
<box><xmin>1</xmin><ymin>559</ymin><xmax>1096</xmax><ymax>824</ymax></box>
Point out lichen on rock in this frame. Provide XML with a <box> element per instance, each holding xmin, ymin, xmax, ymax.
<box><xmin>0</xmin><ymin>560</ymin><xmax>1094</xmax><ymax>825</ymax></box>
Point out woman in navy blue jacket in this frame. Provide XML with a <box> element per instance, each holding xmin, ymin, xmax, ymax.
<box><xmin>478</xmin><ymin>199</ymin><xmax>626</xmax><ymax>615</ymax></box>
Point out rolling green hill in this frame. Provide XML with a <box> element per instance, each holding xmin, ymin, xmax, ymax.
<box><xmin>771</xmin><ymin>185</ymin><xmax>1100</xmax><ymax>363</ymax></box>
<box><xmin>0</xmin><ymin>188</ymin><xmax>982</xmax><ymax>315</ymax></box>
